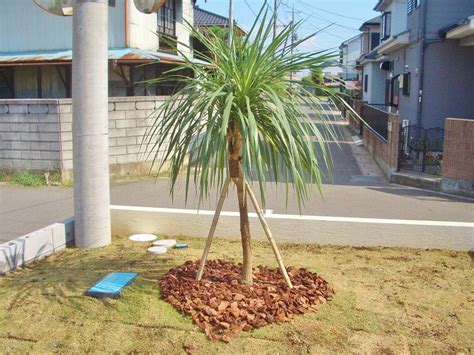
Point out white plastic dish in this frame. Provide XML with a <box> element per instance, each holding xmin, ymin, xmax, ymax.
<box><xmin>147</xmin><ymin>246</ymin><xmax>168</xmax><ymax>254</ymax></box>
<box><xmin>129</xmin><ymin>234</ymin><xmax>157</xmax><ymax>242</ymax></box>
<box><xmin>152</xmin><ymin>239</ymin><xmax>177</xmax><ymax>248</ymax></box>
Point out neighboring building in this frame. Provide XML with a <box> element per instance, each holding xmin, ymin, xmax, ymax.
<box><xmin>194</xmin><ymin>6</ymin><xmax>233</xmax><ymax>31</ymax></box>
<box><xmin>369</xmin><ymin>0</ymin><xmax>474</xmax><ymax>128</ymax></box>
<box><xmin>342</xmin><ymin>0</ymin><xmax>474</xmax><ymax>129</ymax></box>
<box><xmin>355</xmin><ymin>16</ymin><xmax>383</xmax><ymax>104</ymax></box>
<box><xmin>192</xmin><ymin>6</ymin><xmax>246</xmax><ymax>57</ymax></box>
<box><xmin>0</xmin><ymin>0</ymin><xmax>198</xmax><ymax>98</ymax></box>
<box><xmin>339</xmin><ymin>34</ymin><xmax>363</xmax><ymax>95</ymax></box>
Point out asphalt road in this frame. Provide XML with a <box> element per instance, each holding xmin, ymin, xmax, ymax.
<box><xmin>1</xmin><ymin>105</ymin><xmax>473</xmax><ymax>243</ymax></box>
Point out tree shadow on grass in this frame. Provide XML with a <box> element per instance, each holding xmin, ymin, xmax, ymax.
<box><xmin>0</xmin><ymin>237</ymin><xmax>182</xmax><ymax>315</ymax></box>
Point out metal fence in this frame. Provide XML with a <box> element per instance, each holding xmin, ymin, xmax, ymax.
<box><xmin>361</xmin><ymin>104</ymin><xmax>389</xmax><ymax>140</ymax></box>
<box><xmin>367</xmin><ymin>103</ymin><xmax>398</xmax><ymax>114</ymax></box>
<box><xmin>398</xmin><ymin>125</ymin><xmax>445</xmax><ymax>175</ymax></box>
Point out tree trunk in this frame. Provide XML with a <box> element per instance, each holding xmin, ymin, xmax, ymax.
<box><xmin>228</xmin><ymin>122</ymin><xmax>253</xmax><ymax>285</ymax></box>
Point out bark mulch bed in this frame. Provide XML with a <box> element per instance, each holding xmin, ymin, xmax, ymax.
<box><xmin>160</xmin><ymin>259</ymin><xmax>334</xmax><ymax>341</ymax></box>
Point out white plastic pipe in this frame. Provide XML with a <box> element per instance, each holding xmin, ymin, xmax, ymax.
<box><xmin>72</xmin><ymin>0</ymin><xmax>111</xmax><ymax>248</ymax></box>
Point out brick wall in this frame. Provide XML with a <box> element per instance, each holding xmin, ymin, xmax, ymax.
<box><xmin>441</xmin><ymin>118</ymin><xmax>474</xmax><ymax>197</ymax></box>
<box><xmin>362</xmin><ymin>113</ymin><xmax>400</xmax><ymax>178</ymax></box>
<box><xmin>346</xmin><ymin>99</ymin><xmax>365</xmax><ymax>133</ymax></box>
<box><xmin>0</xmin><ymin>96</ymin><xmax>167</xmax><ymax>178</ymax></box>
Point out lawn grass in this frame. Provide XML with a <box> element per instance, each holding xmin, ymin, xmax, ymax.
<box><xmin>0</xmin><ymin>235</ymin><xmax>472</xmax><ymax>353</ymax></box>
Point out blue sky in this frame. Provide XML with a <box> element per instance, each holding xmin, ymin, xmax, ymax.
<box><xmin>196</xmin><ymin>0</ymin><xmax>379</xmax><ymax>52</ymax></box>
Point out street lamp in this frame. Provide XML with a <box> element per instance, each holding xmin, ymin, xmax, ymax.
<box><xmin>33</xmin><ymin>0</ymin><xmax>166</xmax><ymax>248</ymax></box>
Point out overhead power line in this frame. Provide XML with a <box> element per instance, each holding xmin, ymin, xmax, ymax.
<box><xmin>280</xmin><ymin>2</ymin><xmax>360</xmax><ymax>31</ymax></box>
<box><xmin>298</xmin><ymin>0</ymin><xmax>366</xmax><ymax>21</ymax></box>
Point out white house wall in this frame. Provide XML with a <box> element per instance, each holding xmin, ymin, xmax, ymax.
<box><xmin>341</xmin><ymin>35</ymin><xmax>362</xmax><ymax>80</ymax></box>
<box><xmin>362</xmin><ymin>62</ymin><xmax>386</xmax><ymax>104</ymax></box>
<box><xmin>176</xmin><ymin>0</ymin><xmax>193</xmax><ymax>56</ymax></box>
<box><xmin>382</xmin><ymin>0</ymin><xmax>407</xmax><ymax>36</ymax></box>
<box><xmin>127</xmin><ymin>0</ymin><xmax>158</xmax><ymax>50</ymax></box>
<box><xmin>127</xmin><ymin>0</ymin><xmax>193</xmax><ymax>55</ymax></box>
<box><xmin>0</xmin><ymin>0</ymin><xmax>125</xmax><ymax>52</ymax></box>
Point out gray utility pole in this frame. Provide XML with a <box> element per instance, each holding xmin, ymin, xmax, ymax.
<box><xmin>72</xmin><ymin>0</ymin><xmax>111</xmax><ymax>248</ymax></box>
<box><xmin>273</xmin><ymin>0</ymin><xmax>279</xmax><ymax>40</ymax></box>
<box><xmin>228</xmin><ymin>0</ymin><xmax>234</xmax><ymax>47</ymax></box>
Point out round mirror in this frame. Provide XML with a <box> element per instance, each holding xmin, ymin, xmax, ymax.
<box><xmin>133</xmin><ymin>0</ymin><xmax>165</xmax><ymax>14</ymax></box>
<box><xmin>33</xmin><ymin>0</ymin><xmax>74</xmax><ymax>16</ymax></box>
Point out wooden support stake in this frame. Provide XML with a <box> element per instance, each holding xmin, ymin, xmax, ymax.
<box><xmin>196</xmin><ymin>177</ymin><xmax>231</xmax><ymax>281</ymax></box>
<box><xmin>245</xmin><ymin>182</ymin><xmax>293</xmax><ymax>288</ymax></box>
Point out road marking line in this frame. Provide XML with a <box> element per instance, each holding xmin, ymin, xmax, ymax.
<box><xmin>111</xmin><ymin>205</ymin><xmax>474</xmax><ymax>228</ymax></box>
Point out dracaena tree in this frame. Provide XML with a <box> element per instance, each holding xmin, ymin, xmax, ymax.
<box><xmin>146</xmin><ymin>7</ymin><xmax>338</xmax><ymax>286</ymax></box>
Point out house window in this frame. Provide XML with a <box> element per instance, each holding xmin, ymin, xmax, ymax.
<box><xmin>381</xmin><ymin>12</ymin><xmax>391</xmax><ymax>40</ymax></box>
<box><xmin>408</xmin><ymin>0</ymin><xmax>421</xmax><ymax>14</ymax></box>
<box><xmin>402</xmin><ymin>72</ymin><xmax>410</xmax><ymax>96</ymax></box>
<box><xmin>370</xmin><ymin>32</ymin><xmax>380</xmax><ymax>50</ymax></box>
<box><xmin>157</xmin><ymin>0</ymin><xmax>177</xmax><ymax>52</ymax></box>
<box><xmin>364</xmin><ymin>74</ymin><xmax>368</xmax><ymax>92</ymax></box>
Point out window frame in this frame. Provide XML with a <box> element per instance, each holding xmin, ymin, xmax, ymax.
<box><xmin>157</xmin><ymin>0</ymin><xmax>176</xmax><ymax>37</ymax></box>
<box><xmin>402</xmin><ymin>72</ymin><xmax>410</xmax><ymax>96</ymax></box>
<box><xmin>157</xmin><ymin>0</ymin><xmax>178</xmax><ymax>53</ymax></box>
<box><xmin>364</xmin><ymin>74</ymin><xmax>368</xmax><ymax>93</ymax></box>
<box><xmin>408</xmin><ymin>0</ymin><xmax>421</xmax><ymax>14</ymax></box>
<box><xmin>381</xmin><ymin>12</ymin><xmax>391</xmax><ymax>40</ymax></box>
<box><xmin>370</xmin><ymin>32</ymin><xmax>380</xmax><ymax>51</ymax></box>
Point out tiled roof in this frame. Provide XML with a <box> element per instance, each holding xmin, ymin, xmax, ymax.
<box><xmin>359</xmin><ymin>15</ymin><xmax>381</xmax><ymax>31</ymax></box>
<box><xmin>194</xmin><ymin>6</ymin><xmax>229</xmax><ymax>26</ymax></box>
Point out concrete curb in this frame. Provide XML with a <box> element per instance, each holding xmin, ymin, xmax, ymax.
<box><xmin>111</xmin><ymin>205</ymin><xmax>474</xmax><ymax>251</ymax></box>
<box><xmin>391</xmin><ymin>172</ymin><xmax>441</xmax><ymax>191</ymax></box>
<box><xmin>2</xmin><ymin>204</ymin><xmax>472</xmax><ymax>276</ymax></box>
<box><xmin>0</xmin><ymin>217</ymin><xmax>74</xmax><ymax>275</ymax></box>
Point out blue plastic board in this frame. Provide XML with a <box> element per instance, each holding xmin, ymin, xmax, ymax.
<box><xmin>174</xmin><ymin>243</ymin><xmax>188</xmax><ymax>249</ymax></box>
<box><xmin>85</xmin><ymin>272</ymin><xmax>138</xmax><ymax>299</ymax></box>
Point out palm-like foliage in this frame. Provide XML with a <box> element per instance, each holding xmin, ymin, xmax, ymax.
<box><xmin>146</xmin><ymin>7</ymin><xmax>339</xmax><ymax>284</ymax></box>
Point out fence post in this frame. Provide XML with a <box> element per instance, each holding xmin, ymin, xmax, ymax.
<box><xmin>397</xmin><ymin>124</ymin><xmax>403</xmax><ymax>172</ymax></box>
<box><xmin>421</xmin><ymin>129</ymin><xmax>427</xmax><ymax>173</ymax></box>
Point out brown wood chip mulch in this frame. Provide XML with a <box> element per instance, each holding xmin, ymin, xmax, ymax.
<box><xmin>160</xmin><ymin>259</ymin><xmax>334</xmax><ymax>342</ymax></box>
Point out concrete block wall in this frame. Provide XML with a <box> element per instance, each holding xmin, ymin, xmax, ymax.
<box><xmin>441</xmin><ymin>118</ymin><xmax>474</xmax><ymax>197</ymax></box>
<box><xmin>0</xmin><ymin>99</ymin><xmax>71</xmax><ymax>170</ymax></box>
<box><xmin>108</xmin><ymin>96</ymin><xmax>164</xmax><ymax>175</ymax></box>
<box><xmin>0</xmin><ymin>96</ymin><xmax>168</xmax><ymax>178</ymax></box>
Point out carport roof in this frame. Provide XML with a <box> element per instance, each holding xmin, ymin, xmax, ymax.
<box><xmin>0</xmin><ymin>48</ymin><xmax>209</xmax><ymax>66</ymax></box>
